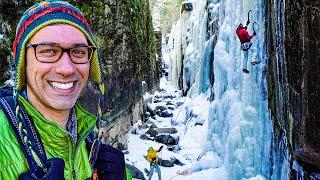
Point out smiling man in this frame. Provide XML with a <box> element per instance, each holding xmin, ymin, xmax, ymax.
<box><xmin>25</xmin><ymin>24</ymin><xmax>92</xmax><ymax>128</ymax></box>
<box><xmin>0</xmin><ymin>1</ymin><xmax>130</xmax><ymax>179</ymax></box>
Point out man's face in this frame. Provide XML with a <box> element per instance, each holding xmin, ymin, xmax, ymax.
<box><xmin>26</xmin><ymin>24</ymin><xmax>90</xmax><ymax>112</ymax></box>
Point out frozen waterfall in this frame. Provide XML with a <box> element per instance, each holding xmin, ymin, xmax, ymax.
<box><xmin>163</xmin><ymin>0</ymin><xmax>274</xmax><ymax>179</ymax></box>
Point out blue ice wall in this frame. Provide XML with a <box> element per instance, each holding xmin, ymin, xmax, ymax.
<box><xmin>163</xmin><ymin>0</ymin><xmax>275</xmax><ymax>179</ymax></box>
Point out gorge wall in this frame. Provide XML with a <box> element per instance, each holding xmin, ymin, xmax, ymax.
<box><xmin>267</xmin><ymin>0</ymin><xmax>320</xmax><ymax>177</ymax></box>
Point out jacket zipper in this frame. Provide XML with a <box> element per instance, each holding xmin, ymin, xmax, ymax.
<box><xmin>72</xmin><ymin>126</ymin><xmax>95</xmax><ymax>180</ymax></box>
<box><xmin>72</xmin><ymin>169</ymin><xmax>76</xmax><ymax>180</ymax></box>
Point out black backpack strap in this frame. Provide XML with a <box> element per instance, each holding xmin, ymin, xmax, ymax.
<box><xmin>85</xmin><ymin>131</ymin><xmax>126</xmax><ymax>179</ymax></box>
<box><xmin>0</xmin><ymin>97</ymin><xmax>47</xmax><ymax>178</ymax></box>
<box><xmin>0</xmin><ymin>86</ymin><xmax>13</xmax><ymax>97</ymax></box>
<box><xmin>86</xmin><ymin>130</ymin><xmax>101</xmax><ymax>168</ymax></box>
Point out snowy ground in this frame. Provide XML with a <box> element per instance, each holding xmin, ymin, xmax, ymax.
<box><xmin>125</xmin><ymin>78</ymin><xmax>228</xmax><ymax>180</ymax></box>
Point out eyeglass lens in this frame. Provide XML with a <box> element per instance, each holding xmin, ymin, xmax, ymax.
<box><xmin>34</xmin><ymin>44</ymin><xmax>93</xmax><ymax>64</ymax></box>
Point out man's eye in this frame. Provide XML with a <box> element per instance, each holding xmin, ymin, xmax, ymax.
<box><xmin>71</xmin><ymin>48</ymin><xmax>87</xmax><ymax>57</ymax></box>
<box><xmin>72</xmin><ymin>50</ymin><xmax>85</xmax><ymax>55</ymax></box>
<box><xmin>39</xmin><ymin>49</ymin><xmax>57</xmax><ymax>55</ymax></box>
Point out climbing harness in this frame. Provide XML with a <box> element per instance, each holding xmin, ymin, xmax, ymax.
<box><xmin>241</xmin><ymin>42</ymin><xmax>253</xmax><ymax>51</ymax></box>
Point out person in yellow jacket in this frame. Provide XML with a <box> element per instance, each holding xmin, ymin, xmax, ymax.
<box><xmin>146</xmin><ymin>146</ymin><xmax>163</xmax><ymax>180</ymax></box>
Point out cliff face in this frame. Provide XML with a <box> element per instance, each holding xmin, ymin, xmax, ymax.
<box><xmin>268</xmin><ymin>0</ymin><xmax>320</xmax><ymax>176</ymax></box>
<box><xmin>0</xmin><ymin>0</ymin><xmax>158</xmax><ymax>149</ymax></box>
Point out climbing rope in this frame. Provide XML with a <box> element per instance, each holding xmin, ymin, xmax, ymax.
<box><xmin>171</xmin><ymin>94</ymin><xmax>188</xmax><ymax>126</ymax></box>
<box><xmin>168</xmin><ymin>174</ymin><xmax>179</xmax><ymax>180</ymax></box>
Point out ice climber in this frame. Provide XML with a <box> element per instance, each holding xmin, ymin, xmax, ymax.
<box><xmin>236</xmin><ymin>11</ymin><xmax>260</xmax><ymax>73</ymax></box>
<box><xmin>147</xmin><ymin>146</ymin><xmax>163</xmax><ymax>180</ymax></box>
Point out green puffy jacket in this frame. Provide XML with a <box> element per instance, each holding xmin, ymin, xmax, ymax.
<box><xmin>0</xmin><ymin>95</ymin><xmax>94</xmax><ymax>179</ymax></box>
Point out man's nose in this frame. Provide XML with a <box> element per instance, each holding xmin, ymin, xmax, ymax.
<box><xmin>54</xmin><ymin>52</ymin><xmax>75</xmax><ymax>76</ymax></box>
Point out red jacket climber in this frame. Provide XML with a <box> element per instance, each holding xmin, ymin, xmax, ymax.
<box><xmin>236</xmin><ymin>22</ymin><xmax>256</xmax><ymax>51</ymax></box>
<box><xmin>236</xmin><ymin>11</ymin><xmax>260</xmax><ymax>74</ymax></box>
<box><xmin>236</xmin><ymin>23</ymin><xmax>255</xmax><ymax>44</ymax></box>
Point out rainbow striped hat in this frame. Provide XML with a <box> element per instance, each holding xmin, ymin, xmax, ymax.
<box><xmin>12</xmin><ymin>0</ymin><xmax>102</xmax><ymax>90</ymax></box>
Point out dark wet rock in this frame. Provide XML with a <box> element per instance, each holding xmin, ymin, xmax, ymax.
<box><xmin>154</xmin><ymin>95</ymin><xmax>163</xmax><ymax>99</ymax></box>
<box><xmin>176</xmin><ymin>102</ymin><xmax>184</xmax><ymax>107</ymax></box>
<box><xmin>173</xmin><ymin>158</ymin><xmax>185</xmax><ymax>166</ymax></box>
<box><xmin>140</xmin><ymin>134</ymin><xmax>153</xmax><ymax>140</ymax></box>
<box><xmin>195</xmin><ymin>122</ymin><xmax>204</xmax><ymax>126</ymax></box>
<box><xmin>139</xmin><ymin>123</ymin><xmax>149</xmax><ymax>129</ymax></box>
<box><xmin>126</xmin><ymin>164</ymin><xmax>146</xmax><ymax>180</ymax></box>
<box><xmin>146</xmin><ymin>128</ymin><xmax>158</xmax><ymax>137</ymax></box>
<box><xmin>163</xmin><ymin>110</ymin><xmax>173</xmax><ymax>117</ymax></box>
<box><xmin>153</xmin><ymin>99</ymin><xmax>162</xmax><ymax>103</ymax></box>
<box><xmin>123</xmin><ymin>150</ymin><xmax>129</xmax><ymax>154</ymax></box>
<box><xmin>167</xmin><ymin>105</ymin><xmax>175</xmax><ymax>110</ymax></box>
<box><xmin>195</xmin><ymin>117</ymin><xmax>205</xmax><ymax>126</ymax></box>
<box><xmin>150</xmin><ymin>124</ymin><xmax>158</xmax><ymax>129</ymax></box>
<box><xmin>155</xmin><ymin>94</ymin><xmax>176</xmax><ymax>99</ymax></box>
<box><xmin>167</xmin><ymin>145</ymin><xmax>181</xmax><ymax>152</ymax></box>
<box><xmin>147</xmin><ymin>105</ymin><xmax>156</xmax><ymax>116</ymax></box>
<box><xmin>159</xmin><ymin>157</ymin><xmax>184</xmax><ymax>167</ymax></box>
<box><xmin>155</xmin><ymin>106</ymin><xmax>167</xmax><ymax>111</ymax></box>
<box><xmin>166</xmin><ymin>101</ymin><xmax>175</xmax><ymax>106</ymax></box>
<box><xmin>158</xmin><ymin>158</ymin><xmax>175</xmax><ymax>167</ymax></box>
<box><xmin>155</xmin><ymin>134</ymin><xmax>179</xmax><ymax>145</ymax></box>
<box><xmin>156</xmin><ymin>110</ymin><xmax>173</xmax><ymax>117</ymax></box>
<box><xmin>144</xmin><ymin>112</ymin><xmax>151</xmax><ymax>118</ymax></box>
<box><xmin>154</xmin><ymin>128</ymin><xmax>178</xmax><ymax>134</ymax></box>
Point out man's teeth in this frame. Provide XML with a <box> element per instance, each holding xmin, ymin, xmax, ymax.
<box><xmin>50</xmin><ymin>82</ymin><xmax>74</xmax><ymax>90</ymax></box>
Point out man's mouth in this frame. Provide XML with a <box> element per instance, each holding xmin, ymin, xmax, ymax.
<box><xmin>50</xmin><ymin>81</ymin><xmax>74</xmax><ymax>90</ymax></box>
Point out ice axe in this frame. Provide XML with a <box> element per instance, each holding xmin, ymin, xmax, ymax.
<box><xmin>253</xmin><ymin>22</ymin><xmax>257</xmax><ymax>31</ymax></box>
<box><xmin>253</xmin><ymin>22</ymin><xmax>257</xmax><ymax>35</ymax></box>
<box><xmin>247</xmin><ymin>10</ymin><xmax>252</xmax><ymax>25</ymax></box>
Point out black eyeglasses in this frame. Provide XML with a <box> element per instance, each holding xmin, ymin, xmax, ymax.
<box><xmin>26</xmin><ymin>43</ymin><xmax>96</xmax><ymax>64</ymax></box>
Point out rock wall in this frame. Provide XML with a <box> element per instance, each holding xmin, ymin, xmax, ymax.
<box><xmin>0</xmin><ymin>0</ymin><xmax>159</xmax><ymax>149</ymax></box>
<box><xmin>267</xmin><ymin>0</ymin><xmax>320</xmax><ymax>176</ymax></box>
<box><xmin>100</xmin><ymin>101</ymin><xmax>143</xmax><ymax>150</ymax></box>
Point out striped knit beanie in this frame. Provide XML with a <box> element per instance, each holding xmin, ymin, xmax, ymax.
<box><xmin>12</xmin><ymin>0</ymin><xmax>102</xmax><ymax>90</ymax></box>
